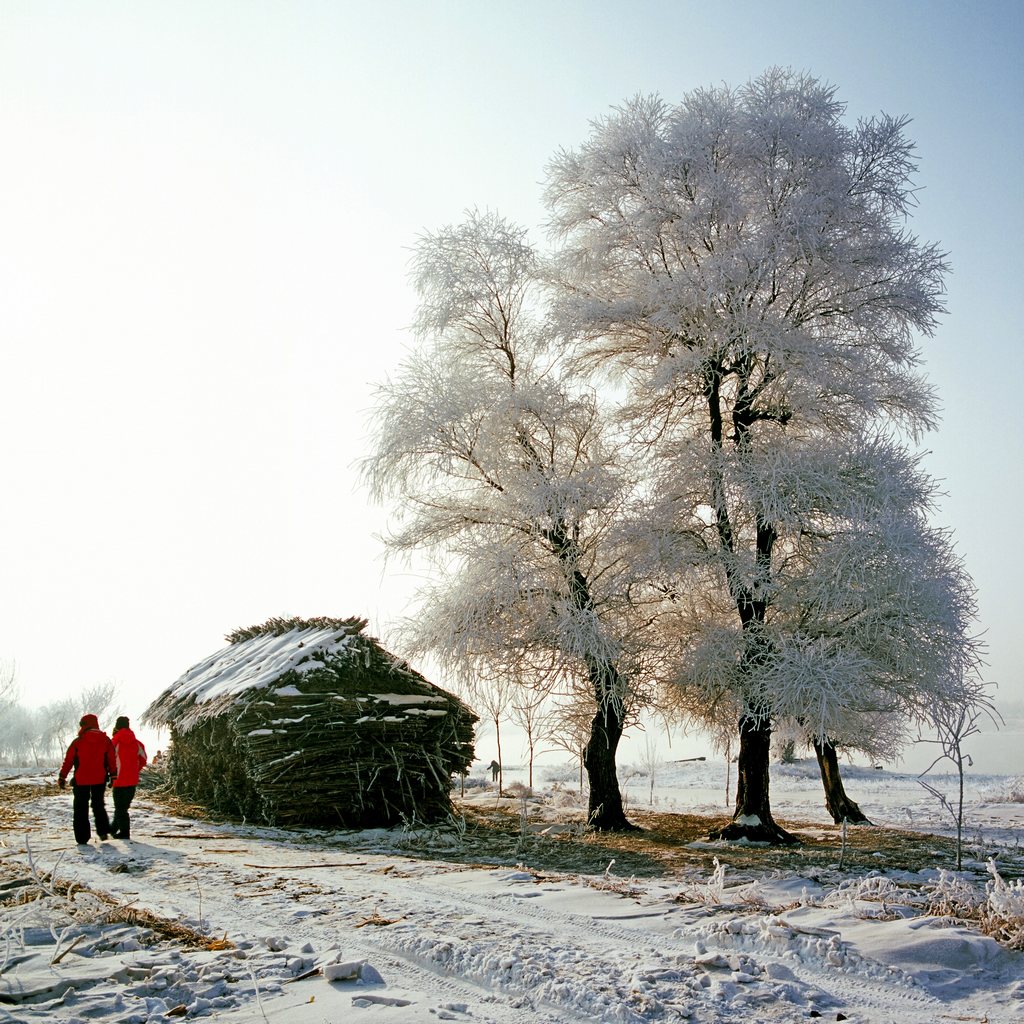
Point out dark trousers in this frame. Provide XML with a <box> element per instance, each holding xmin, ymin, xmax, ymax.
<box><xmin>111</xmin><ymin>786</ymin><xmax>137</xmax><ymax>839</ymax></box>
<box><xmin>72</xmin><ymin>782</ymin><xmax>111</xmax><ymax>843</ymax></box>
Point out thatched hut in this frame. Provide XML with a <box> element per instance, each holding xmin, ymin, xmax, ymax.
<box><xmin>143</xmin><ymin>616</ymin><xmax>476</xmax><ymax>827</ymax></box>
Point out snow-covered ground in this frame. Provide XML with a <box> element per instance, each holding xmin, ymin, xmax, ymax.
<box><xmin>1</xmin><ymin>761</ymin><xmax>1022</xmax><ymax>1024</ymax></box>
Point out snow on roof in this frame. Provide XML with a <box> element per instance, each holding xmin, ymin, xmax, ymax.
<box><xmin>169</xmin><ymin>626</ymin><xmax>359</xmax><ymax>707</ymax></box>
<box><xmin>364</xmin><ymin>693</ymin><xmax>446</xmax><ymax>705</ymax></box>
<box><xmin>142</xmin><ymin>616</ymin><xmax>473</xmax><ymax>737</ymax></box>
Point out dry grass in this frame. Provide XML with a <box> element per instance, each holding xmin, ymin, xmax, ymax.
<box><xmin>0</xmin><ymin>853</ymin><xmax>234</xmax><ymax>952</ymax></box>
<box><xmin>609</xmin><ymin>809</ymin><xmax>975</xmax><ymax>877</ymax></box>
<box><xmin>141</xmin><ymin>781</ymin><xmax>1021</xmax><ymax>882</ymax></box>
<box><xmin>457</xmin><ymin>804</ymin><xmax>1024</xmax><ymax>883</ymax></box>
<box><xmin>104</xmin><ymin>904</ymin><xmax>234</xmax><ymax>950</ymax></box>
<box><xmin>0</xmin><ymin>781</ymin><xmax>51</xmax><ymax>832</ymax></box>
<box><xmin>4</xmin><ymin>778</ymin><xmax>1018</xmax><ymax>884</ymax></box>
<box><xmin>145</xmin><ymin>791</ymin><xmax>214</xmax><ymax>822</ymax></box>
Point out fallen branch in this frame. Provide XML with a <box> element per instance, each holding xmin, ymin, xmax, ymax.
<box><xmin>50</xmin><ymin>933</ymin><xmax>84</xmax><ymax>965</ymax></box>
<box><xmin>242</xmin><ymin>862</ymin><xmax>367</xmax><ymax>870</ymax></box>
<box><xmin>151</xmin><ymin>833</ymin><xmax>230</xmax><ymax>840</ymax></box>
<box><xmin>354</xmin><ymin>912</ymin><xmax>405</xmax><ymax>928</ymax></box>
<box><xmin>285</xmin><ymin>965</ymin><xmax>323</xmax><ymax>983</ymax></box>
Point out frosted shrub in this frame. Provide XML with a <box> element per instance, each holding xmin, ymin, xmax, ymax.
<box><xmin>823</xmin><ymin>875</ymin><xmax>905</xmax><ymax>918</ymax></box>
<box><xmin>985</xmin><ymin>861</ymin><xmax>1024</xmax><ymax>949</ymax></box>
<box><xmin>676</xmin><ymin>858</ymin><xmax>728</xmax><ymax>906</ymax></box>
<box><xmin>541</xmin><ymin>764</ymin><xmax>578</xmax><ymax>785</ymax></box>
<box><xmin>503</xmin><ymin>781</ymin><xmax>533</xmax><ymax>799</ymax></box>
<box><xmin>392</xmin><ymin>813</ymin><xmax>469</xmax><ymax>854</ymax></box>
<box><xmin>925</xmin><ymin>869</ymin><xmax>983</xmax><ymax>919</ymax></box>
<box><xmin>547</xmin><ymin>786</ymin><xmax>584</xmax><ymax>810</ymax></box>
<box><xmin>924</xmin><ymin>861</ymin><xmax>1024</xmax><ymax>950</ymax></box>
<box><xmin>705</xmin><ymin>858</ymin><xmax>727</xmax><ymax>903</ymax></box>
<box><xmin>1003</xmin><ymin>776</ymin><xmax>1024</xmax><ymax>803</ymax></box>
<box><xmin>987</xmin><ymin>860</ymin><xmax>1024</xmax><ymax>918</ymax></box>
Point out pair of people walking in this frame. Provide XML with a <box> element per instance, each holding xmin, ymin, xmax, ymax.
<box><xmin>58</xmin><ymin>714</ymin><xmax>148</xmax><ymax>844</ymax></box>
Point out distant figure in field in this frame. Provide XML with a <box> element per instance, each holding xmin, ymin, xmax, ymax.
<box><xmin>58</xmin><ymin>714</ymin><xmax>116</xmax><ymax>845</ymax></box>
<box><xmin>110</xmin><ymin>716</ymin><xmax>148</xmax><ymax>840</ymax></box>
<box><xmin>489</xmin><ymin>759</ymin><xmax>500</xmax><ymax>782</ymax></box>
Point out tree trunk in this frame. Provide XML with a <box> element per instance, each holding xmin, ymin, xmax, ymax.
<box><xmin>547</xmin><ymin>524</ymin><xmax>634</xmax><ymax>832</ymax></box>
<box><xmin>813</xmin><ymin>737</ymin><xmax>872</xmax><ymax>825</ymax></box>
<box><xmin>706</xmin><ymin>379</ymin><xmax>793</xmax><ymax>844</ymax></box>
<box><xmin>710</xmin><ymin>712</ymin><xmax>797</xmax><ymax>844</ymax></box>
<box><xmin>494</xmin><ymin>715</ymin><xmax>503</xmax><ymax>796</ymax></box>
<box><xmin>583</xmin><ymin>701</ymin><xmax>637</xmax><ymax>831</ymax></box>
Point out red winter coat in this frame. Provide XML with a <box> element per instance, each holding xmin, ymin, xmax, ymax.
<box><xmin>59</xmin><ymin>719</ymin><xmax>116</xmax><ymax>787</ymax></box>
<box><xmin>111</xmin><ymin>727</ymin><xmax>148</xmax><ymax>787</ymax></box>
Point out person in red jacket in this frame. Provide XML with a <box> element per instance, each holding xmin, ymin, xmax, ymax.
<box><xmin>110</xmin><ymin>715</ymin><xmax>148</xmax><ymax>839</ymax></box>
<box><xmin>58</xmin><ymin>713</ymin><xmax>116</xmax><ymax>844</ymax></box>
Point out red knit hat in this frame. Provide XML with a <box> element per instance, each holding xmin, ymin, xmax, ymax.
<box><xmin>79</xmin><ymin>713</ymin><xmax>99</xmax><ymax>731</ymax></box>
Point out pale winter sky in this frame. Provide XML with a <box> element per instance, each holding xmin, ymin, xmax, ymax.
<box><xmin>2</xmin><ymin>2</ymin><xmax>1021</xmax><ymax>761</ymax></box>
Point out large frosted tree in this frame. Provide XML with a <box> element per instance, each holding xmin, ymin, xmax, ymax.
<box><xmin>364</xmin><ymin>211</ymin><xmax>670</xmax><ymax>830</ymax></box>
<box><xmin>653</xmin><ymin>433</ymin><xmax>984</xmax><ymax>833</ymax></box>
<box><xmin>545</xmin><ymin>69</ymin><xmax>982</xmax><ymax>842</ymax></box>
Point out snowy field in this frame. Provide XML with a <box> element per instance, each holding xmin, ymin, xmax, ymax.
<box><xmin>1</xmin><ymin>760</ymin><xmax>1022</xmax><ymax>1024</ymax></box>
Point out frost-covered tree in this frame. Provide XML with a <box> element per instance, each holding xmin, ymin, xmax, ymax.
<box><xmin>0</xmin><ymin>675</ymin><xmax>122</xmax><ymax>766</ymax></box>
<box><xmin>29</xmin><ymin>682</ymin><xmax>122</xmax><ymax>761</ymax></box>
<box><xmin>918</xmin><ymin>678</ymin><xmax>1000</xmax><ymax>870</ymax></box>
<box><xmin>365</xmin><ymin>211</ymin><xmax>667</xmax><ymax>830</ymax></box>
<box><xmin>543</xmin><ymin>694</ymin><xmax>594</xmax><ymax>792</ymax></box>
<box><xmin>467</xmin><ymin>670</ymin><xmax>515</xmax><ymax>793</ymax></box>
<box><xmin>0</xmin><ymin>659</ymin><xmax>15</xmax><ymax>704</ymax></box>
<box><xmin>510</xmin><ymin>677</ymin><xmax>553</xmax><ymax>790</ymax></box>
<box><xmin>0</xmin><ymin>664</ymin><xmax>32</xmax><ymax>766</ymax></box>
<box><xmin>546</xmin><ymin>69</ymin><xmax>979</xmax><ymax>842</ymax></box>
<box><xmin>38</xmin><ymin>697</ymin><xmax>80</xmax><ymax>759</ymax></box>
<box><xmin>0</xmin><ymin>705</ymin><xmax>40</xmax><ymax>766</ymax></box>
<box><xmin>83</xmin><ymin>682</ymin><xmax>119</xmax><ymax>724</ymax></box>
<box><xmin>659</xmin><ymin>436</ymin><xmax>984</xmax><ymax>829</ymax></box>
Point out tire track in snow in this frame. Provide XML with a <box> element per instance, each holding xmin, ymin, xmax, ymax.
<box><xmin>4</xmin><ymin>814</ymin><xmax>576</xmax><ymax>1024</ymax></box>
<box><xmin>193</xmin><ymin>859</ymin><xmax>746</xmax><ymax>1023</ymax></box>
<box><xmin>9</xmin><ymin>796</ymin><xmax>980</xmax><ymax>1024</ymax></box>
<box><xmin>399</xmin><ymin>874</ymin><xmax>953</xmax><ymax>1024</ymax></box>
<box><xmin>120</xmin><ymin>837</ymin><xmax>950</xmax><ymax>1024</ymax></box>
<box><xmin>145</xmin><ymin>849</ymin><xmax>682</xmax><ymax>1023</ymax></box>
<box><xmin>114</xmin><ymin>843</ymin><xmax>600</xmax><ymax>1024</ymax></box>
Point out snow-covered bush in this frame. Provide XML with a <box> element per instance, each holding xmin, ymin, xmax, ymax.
<box><xmin>925</xmin><ymin>861</ymin><xmax>1024</xmax><ymax>950</ymax></box>
<box><xmin>540</xmin><ymin>763</ymin><xmax>578</xmax><ymax>785</ymax></box>
<box><xmin>987</xmin><ymin>860</ymin><xmax>1024</xmax><ymax>917</ymax></box>
<box><xmin>675</xmin><ymin>858</ymin><xmax>728</xmax><ymax>906</ymax></box>
<box><xmin>821</xmin><ymin>875</ymin><xmax>906</xmax><ymax>919</ymax></box>
<box><xmin>985</xmin><ymin>861</ymin><xmax>1024</xmax><ymax>949</ymax></box>
<box><xmin>503</xmin><ymin>782</ymin><xmax>534</xmax><ymax>799</ymax></box>
<box><xmin>545</xmin><ymin>784</ymin><xmax>585</xmax><ymax>811</ymax></box>
<box><xmin>1001</xmin><ymin>776</ymin><xmax>1024</xmax><ymax>803</ymax></box>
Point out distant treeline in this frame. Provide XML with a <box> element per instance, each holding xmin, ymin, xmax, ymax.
<box><xmin>0</xmin><ymin>667</ymin><xmax>119</xmax><ymax>766</ymax></box>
